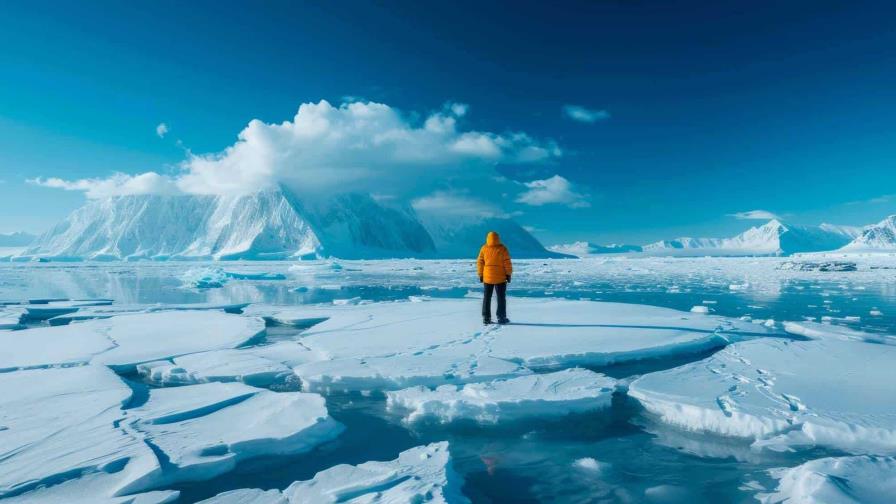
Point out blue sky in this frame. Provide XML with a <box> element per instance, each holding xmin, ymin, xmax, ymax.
<box><xmin>1</xmin><ymin>0</ymin><xmax>895</xmax><ymax>245</ymax></box>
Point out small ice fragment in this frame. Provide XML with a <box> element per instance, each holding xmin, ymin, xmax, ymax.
<box><xmin>690</xmin><ymin>305</ymin><xmax>710</xmax><ymax>314</ymax></box>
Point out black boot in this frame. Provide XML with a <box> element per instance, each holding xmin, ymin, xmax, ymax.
<box><xmin>498</xmin><ymin>318</ymin><xmax>510</xmax><ymax>325</ymax></box>
<box><xmin>483</xmin><ymin>318</ymin><xmax>493</xmax><ymax>325</ymax></box>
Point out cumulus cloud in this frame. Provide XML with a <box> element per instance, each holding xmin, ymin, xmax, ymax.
<box><xmin>727</xmin><ymin>209</ymin><xmax>780</xmax><ymax>220</ymax></box>
<box><xmin>563</xmin><ymin>105</ymin><xmax>610</xmax><ymax>123</ymax></box>
<box><xmin>34</xmin><ymin>100</ymin><xmax>569</xmax><ymax>217</ymax></box>
<box><xmin>156</xmin><ymin>123</ymin><xmax>169</xmax><ymax>138</ymax></box>
<box><xmin>175</xmin><ymin>100</ymin><xmax>560</xmax><ymax>197</ymax></box>
<box><xmin>28</xmin><ymin>172</ymin><xmax>180</xmax><ymax>199</ymax></box>
<box><xmin>516</xmin><ymin>175</ymin><xmax>590</xmax><ymax>208</ymax></box>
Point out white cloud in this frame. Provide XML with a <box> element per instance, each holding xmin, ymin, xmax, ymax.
<box><xmin>563</xmin><ymin>105</ymin><xmax>610</xmax><ymax>123</ymax></box>
<box><xmin>412</xmin><ymin>191</ymin><xmax>502</xmax><ymax>218</ymax></box>
<box><xmin>156</xmin><ymin>123</ymin><xmax>169</xmax><ymax>138</ymax></box>
<box><xmin>516</xmin><ymin>175</ymin><xmax>590</xmax><ymax>208</ymax></box>
<box><xmin>727</xmin><ymin>209</ymin><xmax>780</xmax><ymax>220</ymax></box>
<box><xmin>28</xmin><ymin>172</ymin><xmax>180</xmax><ymax>199</ymax></box>
<box><xmin>34</xmin><ymin>100</ymin><xmax>564</xmax><ymax>210</ymax></box>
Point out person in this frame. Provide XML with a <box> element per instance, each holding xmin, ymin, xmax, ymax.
<box><xmin>477</xmin><ymin>231</ymin><xmax>512</xmax><ymax>325</ymax></box>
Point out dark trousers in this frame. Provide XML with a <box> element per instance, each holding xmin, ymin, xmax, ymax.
<box><xmin>482</xmin><ymin>282</ymin><xmax>507</xmax><ymax>321</ymax></box>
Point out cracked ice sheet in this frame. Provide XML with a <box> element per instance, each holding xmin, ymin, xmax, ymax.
<box><xmin>387</xmin><ymin>368</ymin><xmax>615</xmax><ymax>424</ymax></box>
<box><xmin>628</xmin><ymin>332</ymin><xmax>896</xmax><ymax>455</ymax></box>
<box><xmin>0</xmin><ymin>366</ymin><xmax>160</xmax><ymax>500</ymax></box>
<box><xmin>293</xmin><ymin>298</ymin><xmax>766</xmax><ymax>391</ymax></box>
<box><xmin>47</xmin><ymin>302</ymin><xmax>251</xmax><ymax>325</ymax></box>
<box><xmin>130</xmin><ymin>382</ymin><xmax>344</xmax><ymax>484</ymax></box>
<box><xmin>1</xmin><ymin>311</ymin><xmax>264</xmax><ymax>372</ymax></box>
<box><xmin>759</xmin><ymin>456</ymin><xmax>896</xmax><ymax>504</ymax></box>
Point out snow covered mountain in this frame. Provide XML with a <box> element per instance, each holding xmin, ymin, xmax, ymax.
<box><xmin>642</xmin><ymin>220</ymin><xmax>857</xmax><ymax>256</ymax></box>
<box><xmin>840</xmin><ymin>215</ymin><xmax>896</xmax><ymax>251</ymax></box>
<box><xmin>23</xmin><ymin>187</ymin><xmax>560</xmax><ymax>260</ymax></box>
<box><xmin>548</xmin><ymin>242</ymin><xmax>642</xmax><ymax>257</ymax></box>
<box><xmin>0</xmin><ymin>231</ymin><xmax>36</xmax><ymax>247</ymax></box>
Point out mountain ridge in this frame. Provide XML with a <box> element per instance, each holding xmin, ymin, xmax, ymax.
<box><xmin>22</xmin><ymin>187</ymin><xmax>563</xmax><ymax>260</ymax></box>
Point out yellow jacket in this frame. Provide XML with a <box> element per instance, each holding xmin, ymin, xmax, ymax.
<box><xmin>477</xmin><ymin>231</ymin><xmax>512</xmax><ymax>284</ymax></box>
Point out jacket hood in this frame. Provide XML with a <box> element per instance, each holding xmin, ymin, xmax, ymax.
<box><xmin>486</xmin><ymin>231</ymin><xmax>500</xmax><ymax>246</ymax></box>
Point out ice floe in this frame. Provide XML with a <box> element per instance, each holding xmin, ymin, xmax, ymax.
<box><xmin>129</xmin><ymin>382</ymin><xmax>343</xmax><ymax>485</ymax></box>
<box><xmin>283</xmin><ymin>442</ymin><xmax>469</xmax><ymax>503</ymax></box>
<box><xmin>137</xmin><ymin>348</ymin><xmax>293</xmax><ymax>387</ymax></box>
<box><xmin>0</xmin><ymin>365</ymin><xmax>156</xmax><ymax>499</ymax></box>
<box><xmin>628</xmin><ymin>329</ymin><xmax>896</xmax><ymax>455</ymax></box>
<box><xmin>2</xmin><ymin>310</ymin><xmax>265</xmax><ymax>372</ymax></box>
<box><xmin>292</xmin><ymin>298</ymin><xmax>767</xmax><ymax>391</ymax></box>
<box><xmin>386</xmin><ymin>368</ymin><xmax>615</xmax><ymax>424</ymax></box>
<box><xmin>759</xmin><ymin>456</ymin><xmax>896</xmax><ymax>504</ymax></box>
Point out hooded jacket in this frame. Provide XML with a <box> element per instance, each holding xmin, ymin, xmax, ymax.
<box><xmin>477</xmin><ymin>231</ymin><xmax>513</xmax><ymax>284</ymax></box>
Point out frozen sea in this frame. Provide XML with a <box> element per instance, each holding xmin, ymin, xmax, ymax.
<box><xmin>1</xmin><ymin>256</ymin><xmax>895</xmax><ymax>503</ymax></box>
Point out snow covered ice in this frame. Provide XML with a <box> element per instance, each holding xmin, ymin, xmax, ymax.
<box><xmin>386</xmin><ymin>368</ymin><xmax>615</xmax><ymax>424</ymax></box>
<box><xmin>0</xmin><ymin>310</ymin><xmax>265</xmax><ymax>372</ymax></box>
<box><xmin>1</xmin><ymin>256</ymin><xmax>895</xmax><ymax>502</ymax></box>
<box><xmin>760</xmin><ymin>456</ymin><xmax>896</xmax><ymax>504</ymax></box>
<box><xmin>629</xmin><ymin>323</ymin><xmax>896</xmax><ymax>455</ymax></box>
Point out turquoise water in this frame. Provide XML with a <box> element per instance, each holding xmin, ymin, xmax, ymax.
<box><xmin>2</xmin><ymin>258</ymin><xmax>893</xmax><ymax>502</ymax></box>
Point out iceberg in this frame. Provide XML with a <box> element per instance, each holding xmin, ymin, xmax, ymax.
<box><xmin>760</xmin><ymin>456</ymin><xmax>896</xmax><ymax>504</ymax></box>
<box><xmin>628</xmin><ymin>329</ymin><xmax>896</xmax><ymax>455</ymax></box>
<box><xmin>642</xmin><ymin>220</ymin><xmax>858</xmax><ymax>256</ymax></box>
<box><xmin>22</xmin><ymin>187</ymin><xmax>560</xmax><ymax>260</ymax></box>
<box><xmin>386</xmin><ymin>368</ymin><xmax>615</xmax><ymax>424</ymax></box>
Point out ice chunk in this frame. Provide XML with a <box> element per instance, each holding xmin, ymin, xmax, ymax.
<box><xmin>283</xmin><ymin>442</ymin><xmax>470</xmax><ymax>504</ymax></box>
<box><xmin>241</xmin><ymin>304</ymin><xmax>332</xmax><ymax>328</ymax></box>
<box><xmin>783</xmin><ymin>320</ymin><xmax>896</xmax><ymax>345</ymax></box>
<box><xmin>760</xmin><ymin>456</ymin><xmax>896</xmax><ymax>504</ymax></box>
<box><xmin>181</xmin><ymin>267</ymin><xmax>229</xmax><ymax>289</ymax></box>
<box><xmin>130</xmin><ymin>382</ymin><xmax>343</xmax><ymax>484</ymax></box>
<box><xmin>629</xmin><ymin>333</ymin><xmax>896</xmax><ymax>455</ymax></box>
<box><xmin>137</xmin><ymin>348</ymin><xmax>292</xmax><ymax>387</ymax></box>
<box><xmin>0</xmin><ymin>306</ymin><xmax>25</xmax><ymax>330</ymax></box>
<box><xmin>197</xmin><ymin>488</ymin><xmax>287</xmax><ymax>504</ymax></box>
<box><xmin>690</xmin><ymin>305</ymin><xmax>710</xmax><ymax>314</ymax></box>
<box><xmin>0</xmin><ymin>366</ymin><xmax>159</xmax><ymax>499</ymax></box>
<box><xmin>386</xmin><ymin>369</ymin><xmax>615</xmax><ymax>423</ymax></box>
